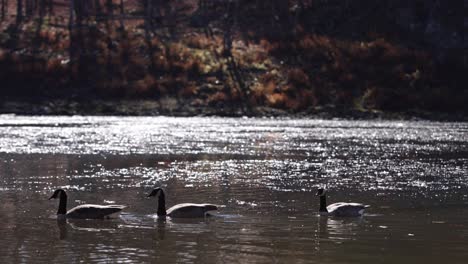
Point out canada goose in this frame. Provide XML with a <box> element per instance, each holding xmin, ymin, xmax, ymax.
<box><xmin>147</xmin><ymin>187</ymin><xmax>218</xmax><ymax>218</ymax></box>
<box><xmin>317</xmin><ymin>188</ymin><xmax>369</xmax><ymax>217</ymax></box>
<box><xmin>49</xmin><ymin>189</ymin><xmax>126</xmax><ymax>219</ymax></box>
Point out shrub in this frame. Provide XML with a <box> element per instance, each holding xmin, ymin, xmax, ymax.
<box><xmin>207</xmin><ymin>92</ymin><xmax>228</xmax><ymax>106</ymax></box>
<box><xmin>288</xmin><ymin>68</ymin><xmax>310</xmax><ymax>87</ymax></box>
<box><xmin>185</xmin><ymin>34</ymin><xmax>212</xmax><ymax>49</ymax></box>
<box><xmin>266</xmin><ymin>93</ymin><xmax>287</xmax><ymax>108</ymax></box>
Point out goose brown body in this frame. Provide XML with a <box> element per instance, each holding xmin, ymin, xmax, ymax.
<box><xmin>148</xmin><ymin>188</ymin><xmax>218</xmax><ymax>218</ymax></box>
<box><xmin>317</xmin><ymin>188</ymin><xmax>369</xmax><ymax>217</ymax></box>
<box><xmin>49</xmin><ymin>189</ymin><xmax>125</xmax><ymax>219</ymax></box>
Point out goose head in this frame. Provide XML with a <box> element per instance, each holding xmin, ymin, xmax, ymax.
<box><xmin>147</xmin><ymin>187</ymin><xmax>163</xmax><ymax>198</ymax></box>
<box><xmin>147</xmin><ymin>187</ymin><xmax>167</xmax><ymax>216</ymax></box>
<box><xmin>49</xmin><ymin>189</ymin><xmax>67</xmax><ymax>200</ymax></box>
<box><xmin>49</xmin><ymin>189</ymin><xmax>68</xmax><ymax>215</ymax></box>
<box><xmin>316</xmin><ymin>188</ymin><xmax>327</xmax><ymax>197</ymax></box>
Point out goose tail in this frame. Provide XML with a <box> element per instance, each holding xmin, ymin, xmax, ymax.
<box><xmin>108</xmin><ymin>205</ymin><xmax>127</xmax><ymax>209</ymax></box>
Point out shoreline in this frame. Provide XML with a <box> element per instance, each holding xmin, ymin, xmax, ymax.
<box><xmin>1</xmin><ymin>1</ymin><xmax>465</xmax><ymax>123</ymax></box>
<box><xmin>1</xmin><ymin>99</ymin><xmax>466</xmax><ymax>122</ymax></box>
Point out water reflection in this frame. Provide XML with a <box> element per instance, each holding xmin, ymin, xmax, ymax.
<box><xmin>0</xmin><ymin>116</ymin><xmax>467</xmax><ymax>263</ymax></box>
<box><xmin>57</xmin><ymin>219</ymin><xmax>67</xmax><ymax>240</ymax></box>
<box><xmin>56</xmin><ymin>217</ymin><xmax>125</xmax><ymax>240</ymax></box>
<box><xmin>322</xmin><ymin>217</ymin><xmax>365</xmax><ymax>240</ymax></box>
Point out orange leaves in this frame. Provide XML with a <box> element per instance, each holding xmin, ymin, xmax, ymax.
<box><xmin>258</xmin><ymin>31</ymin><xmax>437</xmax><ymax>111</ymax></box>
<box><xmin>185</xmin><ymin>34</ymin><xmax>214</xmax><ymax>50</ymax></box>
<box><xmin>287</xmin><ymin>68</ymin><xmax>310</xmax><ymax>88</ymax></box>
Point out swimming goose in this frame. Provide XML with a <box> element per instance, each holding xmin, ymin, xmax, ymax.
<box><xmin>317</xmin><ymin>188</ymin><xmax>369</xmax><ymax>217</ymax></box>
<box><xmin>49</xmin><ymin>189</ymin><xmax>126</xmax><ymax>219</ymax></box>
<box><xmin>148</xmin><ymin>187</ymin><xmax>218</xmax><ymax>218</ymax></box>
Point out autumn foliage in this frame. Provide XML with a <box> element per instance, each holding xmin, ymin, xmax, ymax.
<box><xmin>0</xmin><ymin>0</ymin><xmax>466</xmax><ymax>115</ymax></box>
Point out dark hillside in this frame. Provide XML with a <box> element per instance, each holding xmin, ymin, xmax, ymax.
<box><xmin>0</xmin><ymin>0</ymin><xmax>466</xmax><ymax>118</ymax></box>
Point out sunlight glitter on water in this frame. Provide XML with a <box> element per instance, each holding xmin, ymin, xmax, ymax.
<box><xmin>0</xmin><ymin>116</ymin><xmax>468</xmax><ymax>263</ymax></box>
<box><xmin>0</xmin><ymin>116</ymin><xmax>465</xmax><ymax>155</ymax></box>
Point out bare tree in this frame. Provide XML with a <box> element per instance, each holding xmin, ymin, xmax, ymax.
<box><xmin>119</xmin><ymin>0</ymin><xmax>124</xmax><ymax>16</ymax></box>
<box><xmin>106</xmin><ymin>0</ymin><xmax>113</xmax><ymax>15</ymax></box>
<box><xmin>25</xmin><ymin>0</ymin><xmax>34</xmax><ymax>17</ymax></box>
<box><xmin>69</xmin><ymin>0</ymin><xmax>74</xmax><ymax>28</ymax></box>
<box><xmin>38</xmin><ymin>0</ymin><xmax>48</xmax><ymax>18</ymax></box>
<box><xmin>16</xmin><ymin>0</ymin><xmax>23</xmax><ymax>24</ymax></box>
<box><xmin>1</xmin><ymin>0</ymin><xmax>7</xmax><ymax>20</ymax></box>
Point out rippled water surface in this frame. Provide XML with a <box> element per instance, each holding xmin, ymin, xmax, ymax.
<box><xmin>0</xmin><ymin>115</ymin><xmax>467</xmax><ymax>263</ymax></box>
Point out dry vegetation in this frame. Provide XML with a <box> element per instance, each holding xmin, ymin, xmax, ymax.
<box><xmin>0</xmin><ymin>0</ymin><xmax>466</xmax><ymax>116</ymax></box>
<box><xmin>259</xmin><ymin>36</ymin><xmax>436</xmax><ymax>111</ymax></box>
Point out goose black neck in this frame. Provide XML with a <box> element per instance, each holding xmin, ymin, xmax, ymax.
<box><xmin>157</xmin><ymin>189</ymin><xmax>167</xmax><ymax>216</ymax></box>
<box><xmin>319</xmin><ymin>195</ymin><xmax>328</xmax><ymax>212</ymax></box>
<box><xmin>57</xmin><ymin>191</ymin><xmax>67</xmax><ymax>215</ymax></box>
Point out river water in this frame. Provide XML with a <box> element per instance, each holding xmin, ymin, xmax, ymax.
<box><xmin>0</xmin><ymin>115</ymin><xmax>467</xmax><ymax>263</ymax></box>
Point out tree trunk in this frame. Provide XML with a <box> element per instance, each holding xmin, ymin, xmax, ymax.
<box><xmin>1</xmin><ymin>0</ymin><xmax>6</xmax><ymax>20</ymax></box>
<box><xmin>39</xmin><ymin>0</ymin><xmax>46</xmax><ymax>17</ymax></box>
<box><xmin>94</xmin><ymin>0</ymin><xmax>101</xmax><ymax>15</ymax></box>
<box><xmin>146</xmin><ymin>0</ymin><xmax>152</xmax><ymax>29</ymax></box>
<box><xmin>16</xmin><ymin>0</ymin><xmax>23</xmax><ymax>24</ymax></box>
<box><xmin>106</xmin><ymin>0</ymin><xmax>113</xmax><ymax>15</ymax></box>
<box><xmin>69</xmin><ymin>0</ymin><xmax>74</xmax><ymax>28</ymax></box>
<box><xmin>119</xmin><ymin>0</ymin><xmax>124</xmax><ymax>28</ymax></box>
<box><xmin>48</xmin><ymin>0</ymin><xmax>53</xmax><ymax>14</ymax></box>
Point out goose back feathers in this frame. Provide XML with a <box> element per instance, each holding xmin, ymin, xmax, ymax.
<box><xmin>49</xmin><ymin>189</ymin><xmax>125</xmax><ymax>219</ymax></box>
<box><xmin>317</xmin><ymin>188</ymin><xmax>369</xmax><ymax>217</ymax></box>
<box><xmin>148</xmin><ymin>188</ymin><xmax>218</xmax><ymax>218</ymax></box>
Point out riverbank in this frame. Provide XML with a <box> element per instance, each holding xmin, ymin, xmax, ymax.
<box><xmin>1</xmin><ymin>1</ymin><xmax>466</xmax><ymax>120</ymax></box>
<box><xmin>1</xmin><ymin>98</ymin><xmax>466</xmax><ymax>121</ymax></box>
